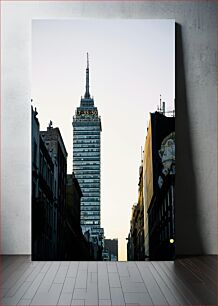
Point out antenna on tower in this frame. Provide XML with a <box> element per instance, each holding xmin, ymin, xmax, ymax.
<box><xmin>87</xmin><ymin>52</ymin><xmax>89</xmax><ymax>69</ymax></box>
<box><xmin>160</xmin><ymin>94</ymin><xmax>162</xmax><ymax>112</ymax></box>
<box><xmin>85</xmin><ymin>52</ymin><xmax>90</xmax><ymax>99</ymax></box>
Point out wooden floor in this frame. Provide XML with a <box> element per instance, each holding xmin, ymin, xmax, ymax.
<box><xmin>0</xmin><ymin>256</ymin><xmax>216</xmax><ymax>305</ymax></box>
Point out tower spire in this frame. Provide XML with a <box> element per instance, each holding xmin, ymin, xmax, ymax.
<box><xmin>85</xmin><ymin>52</ymin><xmax>90</xmax><ymax>99</ymax></box>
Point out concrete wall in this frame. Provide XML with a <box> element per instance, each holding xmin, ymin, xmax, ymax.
<box><xmin>1</xmin><ymin>1</ymin><xmax>217</xmax><ymax>255</ymax></box>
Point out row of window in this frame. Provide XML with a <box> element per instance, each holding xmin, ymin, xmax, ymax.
<box><xmin>73</xmin><ymin>157</ymin><xmax>100</xmax><ymax>162</ymax></box>
<box><xmin>75</xmin><ymin>170</ymin><xmax>100</xmax><ymax>176</ymax></box>
<box><xmin>77</xmin><ymin>178</ymin><xmax>100</xmax><ymax>183</ymax></box>
<box><xmin>74</xmin><ymin>149</ymin><xmax>100</xmax><ymax>154</ymax></box>
<box><xmin>79</xmin><ymin>186</ymin><xmax>100</xmax><ymax>191</ymax></box>
<box><xmin>73</xmin><ymin>148</ymin><xmax>100</xmax><ymax>152</ymax></box>
<box><xmin>81</xmin><ymin>214</ymin><xmax>100</xmax><ymax>219</ymax></box>
<box><xmin>75</xmin><ymin>175</ymin><xmax>100</xmax><ymax>179</ymax></box>
<box><xmin>73</xmin><ymin>142</ymin><xmax>100</xmax><ymax>147</ymax></box>
<box><xmin>81</xmin><ymin>204</ymin><xmax>100</xmax><ymax>207</ymax></box>
<box><xmin>73</xmin><ymin>141</ymin><xmax>100</xmax><ymax>146</ymax></box>
<box><xmin>73</xmin><ymin>139</ymin><xmax>100</xmax><ymax>143</ymax></box>
<box><xmin>74</xmin><ymin>164</ymin><xmax>100</xmax><ymax>168</ymax></box>
<box><xmin>74</xmin><ymin>126</ymin><xmax>100</xmax><ymax>131</ymax></box>
<box><xmin>79</xmin><ymin>182</ymin><xmax>100</xmax><ymax>186</ymax></box>
<box><xmin>81</xmin><ymin>206</ymin><xmax>100</xmax><ymax>211</ymax></box>
<box><xmin>75</xmin><ymin>119</ymin><xmax>100</xmax><ymax>124</ymax></box>
<box><xmin>73</xmin><ymin>146</ymin><xmax>100</xmax><ymax>151</ymax></box>
<box><xmin>73</xmin><ymin>161</ymin><xmax>100</xmax><ymax>165</ymax></box>
<box><xmin>81</xmin><ymin>193</ymin><xmax>100</xmax><ymax>197</ymax></box>
<box><xmin>74</xmin><ymin>163</ymin><xmax>100</xmax><ymax>167</ymax></box>
<box><xmin>74</xmin><ymin>169</ymin><xmax>100</xmax><ymax>174</ymax></box>
<box><xmin>73</xmin><ymin>167</ymin><xmax>100</xmax><ymax>171</ymax></box>
<box><xmin>81</xmin><ymin>211</ymin><xmax>100</xmax><ymax>216</ymax></box>
<box><xmin>81</xmin><ymin>220</ymin><xmax>100</xmax><ymax>225</ymax></box>
<box><xmin>81</xmin><ymin>202</ymin><xmax>100</xmax><ymax>207</ymax></box>
<box><xmin>80</xmin><ymin>188</ymin><xmax>100</xmax><ymax>193</ymax></box>
<box><xmin>74</xmin><ymin>131</ymin><xmax>100</xmax><ymax>136</ymax></box>
<box><xmin>79</xmin><ymin>183</ymin><xmax>100</xmax><ymax>187</ymax></box>
<box><xmin>74</xmin><ymin>172</ymin><xmax>99</xmax><ymax>178</ymax></box>
<box><xmin>73</xmin><ymin>135</ymin><xmax>100</xmax><ymax>139</ymax></box>
<box><xmin>78</xmin><ymin>177</ymin><xmax>100</xmax><ymax>181</ymax></box>
<box><xmin>74</xmin><ymin>143</ymin><xmax>100</xmax><ymax>148</ymax></box>
<box><xmin>81</xmin><ymin>197</ymin><xmax>100</xmax><ymax>201</ymax></box>
<box><xmin>73</xmin><ymin>152</ymin><xmax>100</xmax><ymax>156</ymax></box>
<box><xmin>73</xmin><ymin>124</ymin><xmax>100</xmax><ymax>128</ymax></box>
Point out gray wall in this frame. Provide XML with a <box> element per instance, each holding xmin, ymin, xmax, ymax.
<box><xmin>2</xmin><ymin>1</ymin><xmax>217</xmax><ymax>255</ymax></box>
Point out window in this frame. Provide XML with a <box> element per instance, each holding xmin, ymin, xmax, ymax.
<box><xmin>84</xmin><ymin>221</ymin><xmax>94</xmax><ymax>225</ymax></box>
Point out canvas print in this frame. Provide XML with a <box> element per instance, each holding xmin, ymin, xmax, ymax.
<box><xmin>31</xmin><ymin>19</ymin><xmax>175</xmax><ymax>261</ymax></box>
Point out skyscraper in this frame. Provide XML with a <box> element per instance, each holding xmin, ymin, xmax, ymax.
<box><xmin>73</xmin><ymin>54</ymin><xmax>103</xmax><ymax>244</ymax></box>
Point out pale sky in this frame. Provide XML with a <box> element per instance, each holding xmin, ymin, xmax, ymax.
<box><xmin>32</xmin><ymin>19</ymin><xmax>175</xmax><ymax>261</ymax></box>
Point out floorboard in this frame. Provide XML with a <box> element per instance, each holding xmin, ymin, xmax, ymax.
<box><xmin>0</xmin><ymin>255</ymin><xmax>216</xmax><ymax>305</ymax></box>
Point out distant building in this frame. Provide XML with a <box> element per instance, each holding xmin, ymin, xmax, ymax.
<box><xmin>65</xmin><ymin>173</ymin><xmax>93</xmax><ymax>260</ymax></box>
<box><xmin>110</xmin><ymin>254</ymin><xmax>117</xmax><ymax>261</ymax></box>
<box><xmin>127</xmin><ymin>163</ymin><xmax>145</xmax><ymax>261</ymax></box>
<box><xmin>127</xmin><ymin>204</ymin><xmax>138</xmax><ymax>261</ymax></box>
<box><xmin>136</xmin><ymin>164</ymin><xmax>145</xmax><ymax>260</ymax></box>
<box><xmin>143</xmin><ymin>111</ymin><xmax>175</xmax><ymax>260</ymax></box>
<box><xmin>102</xmin><ymin>248</ymin><xmax>110</xmax><ymax>261</ymax></box>
<box><xmin>127</xmin><ymin>232</ymin><xmax>134</xmax><ymax>261</ymax></box>
<box><xmin>66</xmin><ymin>173</ymin><xmax>82</xmax><ymax>231</ymax></box>
<box><xmin>72</xmin><ymin>54</ymin><xmax>104</xmax><ymax>258</ymax></box>
<box><xmin>104</xmin><ymin>239</ymin><xmax>118</xmax><ymax>261</ymax></box>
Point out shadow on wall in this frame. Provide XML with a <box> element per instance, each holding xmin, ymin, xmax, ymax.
<box><xmin>175</xmin><ymin>23</ymin><xmax>205</xmax><ymax>256</ymax></box>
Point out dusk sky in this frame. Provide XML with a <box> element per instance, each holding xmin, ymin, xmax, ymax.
<box><xmin>32</xmin><ymin>19</ymin><xmax>175</xmax><ymax>260</ymax></box>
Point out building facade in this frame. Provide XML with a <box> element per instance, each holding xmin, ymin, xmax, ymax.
<box><xmin>127</xmin><ymin>107</ymin><xmax>175</xmax><ymax>261</ymax></box>
<box><xmin>40</xmin><ymin>124</ymin><xmax>68</xmax><ymax>260</ymax></box>
<box><xmin>143</xmin><ymin>111</ymin><xmax>175</xmax><ymax>260</ymax></box>
<box><xmin>72</xmin><ymin>54</ymin><xmax>103</xmax><ymax>251</ymax></box>
<box><xmin>104</xmin><ymin>239</ymin><xmax>118</xmax><ymax>261</ymax></box>
<box><xmin>32</xmin><ymin>108</ymin><xmax>56</xmax><ymax>260</ymax></box>
<box><xmin>32</xmin><ymin>106</ymin><xmax>68</xmax><ymax>260</ymax></box>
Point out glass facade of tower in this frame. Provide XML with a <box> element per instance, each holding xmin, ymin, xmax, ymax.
<box><xmin>72</xmin><ymin>56</ymin><xmax>102</xmax><ymax>240</ymax></box>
